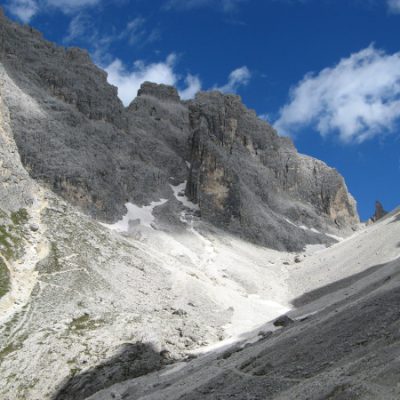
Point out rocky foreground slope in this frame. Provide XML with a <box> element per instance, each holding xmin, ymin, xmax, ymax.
<box><xmin>1</xmin><ymin>10</ymin><xmax>397</xmax><ymax>400</ymax></box>
<box><xmin>91</xmin><ymin>209</ymin><xmax>400</xmax><ymax>400</ymax></box>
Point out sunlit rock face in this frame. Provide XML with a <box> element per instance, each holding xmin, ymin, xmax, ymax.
<box><xmin>186</xmin><ymin>91</ymin><xmax>359</xmax><ymax>250</ymax></box>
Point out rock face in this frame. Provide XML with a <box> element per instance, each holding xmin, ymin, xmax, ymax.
<box><xmin>0</xmin><ymin>63</ymin><xmax>35</xmax><ymax>213</ymax></box>
<box><xmin>0</xmin><ymin>13</ymin><xmax>189</xmax><ymax>221</ymax></box>
<box><xmin>186</xmin><ymin>92</ymin><xmax>358</xmax><ymax>249</ymax></box>
<box><xmin>371</xmin><ymin>200</ymin><xmax>388</xmax><ymax>223</ymax></box>
<box><xmin>0</xmin><ymin>12</ymin><xmax>358</xmax><ymax>250</ymax></box>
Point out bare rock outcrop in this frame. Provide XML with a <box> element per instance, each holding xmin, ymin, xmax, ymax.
<box><xmin>371</xmin><ymin>200</ymin><xmax>388</xmax><ymax>223</ymax></box>
<box><xmin>186</xmin><ymin>92</ymin><xmax>358</xmax><ymax>250</ymax></box>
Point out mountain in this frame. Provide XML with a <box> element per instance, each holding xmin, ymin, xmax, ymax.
<box><xmin>1</xmin><ymin>10</ymin><xmax>397</xmax><ymax>400</ymax></box>
<box><xmin>0</xmin><ymin>11</ymin><xmax>358</xmax><ymax>252</ymax></box>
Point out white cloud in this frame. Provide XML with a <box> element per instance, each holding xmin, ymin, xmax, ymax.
<box><xmin>179</xmin><ymin>74</ymin><xmax>202</xmax><ymax>100</ymax></box>
<box><xmin>63</xmin><ymin>14</ymin><xmax>159</xmax><ymax>64</ymax></box>
<box><xmin>46</xmin><ymin>0</ymin><xmax>99</xmax><ymax>12</ymax></box>
<box><xmin>64</xmin><ymin>13</ymin><xmax>92</xmax><ymax>43</ymax></box>
<box><xmin>221</xmin><ymin>0</ymin><xmax>246</xmax><ymax>12</ymax></box>
<box><xmin>105</xmin><ymin>56</ymin><xmax>252</xmax><ymax>106</ymax></box>
<box><xmin>116</xmin><ymin>17</ymin><xmax>160</xmax><ymax>47</ymax></box>
<box><xmin>274</xmin><ymin>46</ymin><xmax>400</xmax><ymax>143</ymax></box>
<box><xmin>105</xmin><ymin>54</ymin><xmax>202</xmax><ymax>106</ymax></box>
<box><xmin>388</xmin><ymin>0</ymin><xmax>400</xmax><ymax>13</ymax></box>
<box><xmin>164</xmin><ymin>0</ymin><xmax>246</xmax><ymax>12</ymax></box>
<box><xmin>214</xmin><ymin>66</ymin><xmax>251</xmax><ymax>93</ymax></box>
<box><xmin>165</xmin><ymin>0</ymin><xmax>211</xmax><ymax>10</ymax></box>
<box><xmin>122</xmin><ymin>17</ymin><xmax>147</xmax><ymax>45</ymax></box>
<box><xmin>259</xmin><ymin>113</ymin><xmax>270</xmax><ymax>122</ymax></box>
<box><xmin>6</xmin><ymin>0</ymin><xmax>37</xmax><ymax>23</ymax></box>
<box><xmin>6</xmin><ymin>0</ymin><xmax>100</xmax><ymax>22</ymax></box>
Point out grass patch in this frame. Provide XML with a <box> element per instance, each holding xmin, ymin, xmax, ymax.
<box><xmin>0</xmin><ymin>225</ymin><xmax>24</xmax><ymax>260</ymax></box>
<box><xmin>68</xmin><ymin>313</ymin><xmax>104</xmax><ymax>333</ymax></box>
<box><xmin>69</xmin><ymin>367</ymin><xmax>81</xmax><ymax>377</ymax></box>
<box><xmin>36</xmin><ymin>242</ymin><xmax>61</xmax><ymax>274</ymax></box>
<box><xmin>0</xmin><ymin>257</ymin><xmax>10</xmax><ymax>299</ymax></box>
<box><xmin>0</xmin><ymin>208</ymin><xmax>28</xmax><ymax>261</ymax></box>
<box><xmin>0</xmin><ymin>342</ymin><xmax>19</xmax><ymax>361</ymax></box>
<box><xmin>10</xmin><ymin>209</ymin><xmax>29</xmax><ymax>226</ymax></box>
<box><xmin>50</xmin><ymin>242</ymin><xmax>61</xmax><ymax>271</ymax></box>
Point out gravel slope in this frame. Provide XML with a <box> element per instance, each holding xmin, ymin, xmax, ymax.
<box><xmin>85</xmin><ymin>210</ymin><xmax>400</xmax><ymax>400</ymax></box>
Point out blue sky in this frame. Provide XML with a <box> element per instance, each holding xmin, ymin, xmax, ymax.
<box><xmin>2</xmin><ymin>0</ymin><xmax>400</xmax><ymax>220</ymax></box>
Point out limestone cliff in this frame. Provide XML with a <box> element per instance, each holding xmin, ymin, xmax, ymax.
<box><xmin>186</xmin><ymin>92</ymin><xmax>358</xmax><ymax>250</ymax></box>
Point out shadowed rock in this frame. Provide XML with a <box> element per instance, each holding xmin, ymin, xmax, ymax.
<box><xmin>52</xmin><ymin>342</ymin><xmax>172</xmax><ymax>400</ymax></box>
<box><xmin>273</xmin><ymin>315</ymin><xmax>294</xmax><ymax>327</ymax></box>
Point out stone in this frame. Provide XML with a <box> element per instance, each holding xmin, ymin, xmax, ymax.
<box><xmin>172</xmin><ymin>309</ymin><xmax>187</xmax><ymax>317</ymax></box>
<box><xmin>30</xmin><ymin>223</ymin><xmax>39</xmax><ymax>232</ymax></box>
<box><xmin>273</xmin><ymin>315</ymin><xmax>294</xmax><ymax>327</ymax></box>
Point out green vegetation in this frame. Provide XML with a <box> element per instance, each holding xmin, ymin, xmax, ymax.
<box><xmin>0</xmin><ymin>225</ymin><xmax>22</xmax><ymax>260</ymax></box>
<box><xmin>0</xmin><ymin>257</ymin><xmax>10</xmax><ymax>299</ymax></box>
<box><xmin>0</xmin><ymin>208</ymin><xmax>29</xmax><ymax>299</ymax></box>
<box><xmin>10</xmin><ymin>208</ymin><xmax>28</xmax><ymax>226</ymax></box>
<box><xmin>50</xmin><ymin>242</ymin><xmax>61</xmax><ymax>271</ymax></box>
<box><xmin>0</xmin><ymin>332</ymin><xmax>28</xmax><ymax>363</ymax></box>
<box><xmin>36</xmin><ymin>242</ymin><xmax>61</xmax><ymax>274</ymax></box>
<box><xmin>0</xmin><ymin>343</ymin><xmax>18</xmax><ymax>360</ymax></box>
<box><xmin>68</xmin><ymin>313</ymin><xmax>104</xmax><ymax>333</ymax></box>
<box><xmin>69</xmin><ymin>367</ymin><xmax>81</xmax><ymax>377</ymax></box>
<box><xmin>0</xmin><ymin>336</ymin><xmax>28</xmax><ymax>367</ymax></box>
<box><xmin>0</xmin><ymin>208</ymin><xmax>28</xmax><ymax>261</ymax></box>
<box><xmin>1</xmin><ymin>305</ymin><xmax>27</xmax><ymax>337</ymax></box>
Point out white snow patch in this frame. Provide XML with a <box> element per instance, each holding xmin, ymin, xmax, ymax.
<box><xmin>103</xmin><ymin>199</ymin><xmax>167</xmax><ymax>232</ymax></box>
<box><xmin>325</xmin><ymin>233</ymin><xmax>344</xmax><ymax>241</ymax></box>
<box><xmin>223</xmin><ymin>294</ymin><xmax>290</xmax><ymax>338</ymax></box>
<box><xmin>170</xmin><ymin>182</ymin><xmax>199</xmax><ymax>211</ymax></box>
<box><xmin>285</xmin><ymin>219</ymin><xmax>320</xmax><ymax>234</ymax></box>
<box><xmin>286</xmin><ymin>217</ymin><xmax>345</xmax><ymax>242</ymax></box>
<box><xmin>284</xmin><ymin>218</ymin><xmax>297</xmax><ymax>227</ymax></box>
<box><xmin>299</xmin><ymin>225</ymin><xmax>320</xmax><ymax>233</ymax></box>
<box><xmin>304</xmin><ymin>244</ymin><xmax>327</xmax><ymax>254</ymax></box>
<box><xmin>285</xmin><ymin>217</ymin><xmax>347</xmax><ymax>241</ymax></box>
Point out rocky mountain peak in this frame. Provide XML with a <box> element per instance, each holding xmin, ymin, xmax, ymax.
<box><xmin>0</xmin><ymin>12</ymin><xmax>359</xmax><ymax>251</ymax></box>
<box><xmin>371</xmin><ymin>200</ymin><xmax>388</xmax><ymax>222</ymax></box>
<box><xmin>137</xmin><ymin>82</ymin><xmax>181</xmax><ymax>103</ymax></box>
